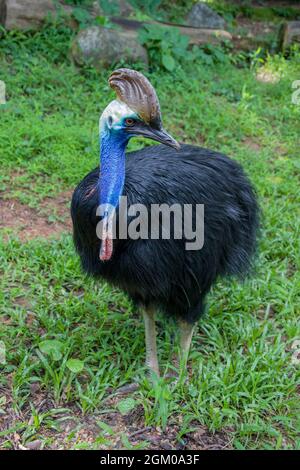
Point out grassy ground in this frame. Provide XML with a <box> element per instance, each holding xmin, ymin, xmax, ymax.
<box><xmin>0</xmin><ymin>22</ymin><xmax>299</xmax><ymax>450</ymax></box>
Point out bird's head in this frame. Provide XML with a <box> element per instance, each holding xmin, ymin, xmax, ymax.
<box><xmin>98</xmin><ymin>69</ymin><xmax>179</xmax><ymax>262</ymax></box>
<box><xmin>99</xmin><ymin>68</ymin><xmax>180</xmax><ymax>150</ymax></box>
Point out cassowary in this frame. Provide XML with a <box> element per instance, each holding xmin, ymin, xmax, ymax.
<box><xmin>71</xmin><ymin>68</ymin><xmax>259</xmax><ymax>376</ymax></box>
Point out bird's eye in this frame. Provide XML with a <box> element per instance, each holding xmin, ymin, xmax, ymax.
<box><xmin>125</xmin><ymin>118</ymin><xmax>135</xmax><ymax>127</ymax></box>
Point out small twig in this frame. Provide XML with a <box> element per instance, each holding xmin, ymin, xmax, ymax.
<box><xmin>115</xmin><ymin>383</ymin><xmax>139</xmax><ymax>395</ymax></box>
<box><xmin>129</xmin><ymin>426</ymin><xmax>152</xmax><ymax>439</ymax></box>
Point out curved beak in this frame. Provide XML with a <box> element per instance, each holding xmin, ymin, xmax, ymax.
<box><xmin>129</xmin><ymin>124</ymin><xmax>180</xmax><ymax>150</ymax></box>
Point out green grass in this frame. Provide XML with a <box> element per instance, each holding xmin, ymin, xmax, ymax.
<box><xmin>0</xmin><ymin>22</ymin><xmax>299</xmax><ymax>450</ymax></box>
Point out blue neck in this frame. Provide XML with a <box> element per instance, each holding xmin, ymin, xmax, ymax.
<box><xmin>99</xmin><ymin>130</ymin><xmax>128</xmax><ymax>215</ymax></box>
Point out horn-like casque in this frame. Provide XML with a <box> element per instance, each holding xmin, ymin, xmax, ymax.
<box><xmin>109</xmin><ymin>68</ymin><xmax>162</xmax><ymax>129</ymax></box>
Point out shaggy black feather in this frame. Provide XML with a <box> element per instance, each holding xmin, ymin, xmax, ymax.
<box><xmin>71</xmin><ymin>144</ymin><xmax>259</xmax><ymax>324</ymax></box>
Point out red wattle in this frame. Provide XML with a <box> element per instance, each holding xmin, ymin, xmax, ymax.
<box><xmin>100</xmin><ymin>236</ymin><xmax>113</xmax><ymax>261</ymax></box>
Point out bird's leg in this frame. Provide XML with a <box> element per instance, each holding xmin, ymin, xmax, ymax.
<box><xmin>178</xmin><ymin>320</ymin><xmax>195</xmax><ymax>368</ymax></box>
<box><xmin>142</xmin><ymin>306</ymin><xmax>160</xmax><ymax>377</ymax></box>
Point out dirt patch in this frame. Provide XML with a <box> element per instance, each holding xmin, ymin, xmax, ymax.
<box><xmin>0</xmin><ymin>192</ymin><xmax>73</xmax><ymax>241</ymax></box>
<box><xmin>242</xmin><ymin>137</ymin><xmax>262</xmax><ymax>152</ymax></box>
<box><xmin>39</xmin><ymin>190</ymin><xmax>73</xmax><ymax>221</ymax></box>
<box><xmin>0</xmin><ymin>381</ymin><xmax>232</xmax><ymax>450</ymax></box>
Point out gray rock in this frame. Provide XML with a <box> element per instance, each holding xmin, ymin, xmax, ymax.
<box><xmin>4</xmin><ymin>0</ymin><xmax>73</xmax><ymax>30</ymax></box>
<box><xmin>280</xmin><ymin>21</ymin><xmax>300</xmax><ymax>50</ymax></box>
<box><xmin>26</xmin><ymin>439</ymin><xmax>42</xmax><ymax>450</ymax></box>
<box><xmin>71</xmin><ymin>26</ymin><xmax>148</xmax><ymax>69</ymax></box>
<box><xmin>186</xmin><ymin>2</ymin><xmax>225</xmax><ymax>30</ymax></box>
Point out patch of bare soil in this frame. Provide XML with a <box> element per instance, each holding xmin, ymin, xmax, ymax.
<box><xmin>0</xmin><ymin>381</ymin><xmax>232</xmax><ymax>450</ymax></box>
<box><xmin>242</xmin><ymin>137</ymin><xmax>262</xmax><ymax>151</ymax></box>
<box><xmin>0</xmin><ymin>191</ymin><xmax>73</xmax><ymax>241</ymax></box>
<box><xmin>39</xmin><ymin>190</ymin><xmax>73</xmax><ymax>221</ymax></box>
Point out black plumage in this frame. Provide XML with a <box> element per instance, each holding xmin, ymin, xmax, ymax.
<box><xmin>71</xmin><ymin>144</ymin><xmax>259</xmax><ymax>325</ymax></box>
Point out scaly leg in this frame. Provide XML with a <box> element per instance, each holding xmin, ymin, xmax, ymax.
<box><xmin>142</xmin><ymin>306</ymin><xmax>160</xmax><ymax>376</ymax></box>
<box><xmin>179</xmin><ymin>320</ymin><xmax>195</xmax><ymax>367</ymax></box>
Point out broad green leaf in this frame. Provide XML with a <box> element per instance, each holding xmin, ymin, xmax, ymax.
<box><xmin>38</xmin><ymin>340</ymin><xmax>64</xmax><ymax>361</ymax></box>
<box><xmin>116</xmin><ymin>397</ymin><xmax>137</xmax><ymax>415</ymax></box>
<box><xmin>162</xmin><ymin>53</ymin><xmax>175</xmax><ymax>71</ymax></box>
<box><xmin>97</xmin><ymin>421</ymin><xmax>114</xmax><ymax>436</ymax></box>
<box><xmin>0</xmin><ymin>396</ymin><xmax>6</xmax><ymax>406</ymax></box>
<box><xmin>66</xmin><ymin>358</ymin><xmax>84</xmax><ymax>373</ymax></box>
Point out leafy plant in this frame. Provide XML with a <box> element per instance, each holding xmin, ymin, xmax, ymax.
<box><xmin>71</xmin><ymin>1</ymin><xmax>118</xmax><ymax>29</ymax></box>
<box><xmin>116</xmin><ymin>397</ymin><xmax>137</xmax><ymax>415</ymax></box>
<box><xmin>98</xmin><ymin>0</ymin><xmax>120</xmax><ymax>16</ymax></box>
<box><xmin>72</xmin><ymin>6</ymin><xmax>92</xmax><ymax>28</ymax></box>
<box><xmin>139</xmin><ymin>23</ymin><xmax>234</xmax><ymax>71</ymax></box>
<box><xmin>197</xmin><ymin>43</ymin><xmax>231</xmax><ymax>66</ymax></box>
<box><xmin>139</xmin><ymin>24</ymin><xmax>189</xmax><ymax>71</ymax></box>
<box><xmin>66</xmin><ymin>358</ymin><xmax>84</xmax><ymax>373</ymax></box>
<box><xmin>97</xmin><ymin>0</ymin><xmax>163</xmax><ymax>19</ymax></box>
<box><xmin>39</xmin><ymin>340</ymin><xmax>64</xmax><ymax>361</ymax></box>
<box><xmin>94</xmin><ymin>16</ymin><xmax>114</xmax><ymax>28</ymax></box>
<box><xmin>129</xmin><ymin>0</ymin><xmax>162</xmax><ymax>18</ymax></box>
